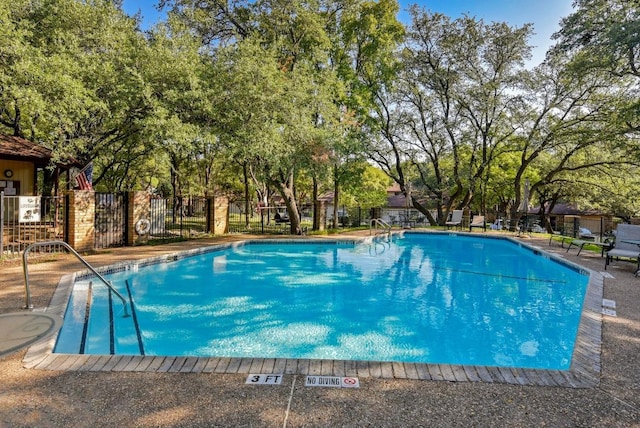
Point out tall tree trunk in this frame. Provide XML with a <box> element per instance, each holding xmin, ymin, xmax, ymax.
<box><xmin>410</xmin><ymin>196</ymin><xmax>437</xmax><ymax>225</ymax></box>
<box><xmin>243</xmin><ymin>162</ymin><xmax>250</xmax><ymax>227</ymax></box>
<box><xmin>312</xmin><ymin>175</ymin><xmax>319</xmax><ymax>231</ymax></box>
<box><xmin>273</xmin><ymin>169</ymin><xmax>302</xmax><ymax>235</ymax></box>
<box><xmin>170</xmin><ymin>158</ymin><xmax>180</xmax><ymax>223</ymax></box>
<box><xmin>332</xmin><ymin>164</ymin><xmax>339</xmax><ymax>229</ymax></box>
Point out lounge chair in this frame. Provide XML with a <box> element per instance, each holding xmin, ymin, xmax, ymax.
<box><xmin>605</xmin><ymin>224</ymin><xmax>640</xmax><ymax>274</ymax></box>
<box><xmin>469</xmin><ymin>215</ymin><xmax>486</xmax><ymax>232</ymax></box>
<box><xmin>445</xmin><ymin>210</ymin><xmax>463</xmax><ymax>230</ymax></box>
<box><xmin>567</xmin><ymin>237</ymin><xmax>613</xmax><ymax>256</ymax></box>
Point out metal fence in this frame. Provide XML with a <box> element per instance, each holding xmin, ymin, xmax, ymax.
<box><xmin>92</xmin><ymin>194</ymin><xmax>210</xmax><ymax>248</ymax></box>
<box><xmin>327</xmin><ymin>206</ymin><xmax>372</xmax><ymax>228</ymax></box>
<box><xmin>95</xmin><ymin>192</ymin><xmax>127</xmax><ymax>249</ymax></box>
<box><xmin>557</xmin><ymin>216</ymin><xmax>612</xmax><ymax>241</ymax></box>
<box><xmin>227</xmin><ymin>200</ymin><xmax>369</xmax><ymax>234</ymax></box>
<box><xmin>147</xmin><ymin>196</ymin><xmax>209</xmax><ymax>240</ymax></box>
<box><xmin>1</xmin><ymin>192</ymin><xmax>66</xmax><ymax>259</ymax></box>
<box><xmin>227</xmin><ymin>201</ymin><xmax>296</xmax><ymax>234</ymax></box>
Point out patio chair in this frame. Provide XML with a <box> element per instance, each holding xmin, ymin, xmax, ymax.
<box><xmin>469</xmin><ymin>215</ymin><xmax>486</xmax><ymax>232</ymax></box>
<box><xmin>567</xmin><ymin>237</ymin><xmax>613</xmax><ymax>257</ymax></box>
<box><xmin>605</xmin><ymin>224</ymin><xmax>640</xmax><ymax>275</ymax></box>
<box><xmin>445</xmin><ymin>210</ymin><xmax>463</xmax><ymax>230</ymax></box>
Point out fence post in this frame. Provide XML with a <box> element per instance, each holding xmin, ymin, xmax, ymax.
<box><xmin>66</xmin><ymin>190</ymin><xmax>95</xmax><ymax>252</ymax></box>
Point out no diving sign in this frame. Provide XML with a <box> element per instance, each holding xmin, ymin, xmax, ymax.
<box><xmin>305</xmin><ymin>376</ymin><xmax>360</xmax><ymax>388</ymax></box>
<box><xmin>245</xmin><ymin>374</ymin><xmax>360</xmax><ymax>388</ymax></box>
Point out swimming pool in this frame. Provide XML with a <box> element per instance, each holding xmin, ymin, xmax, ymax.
<box><xmin>53</xmin><ymin>233</ymin><xmax>590</xmax><ymax>371</ymax></box>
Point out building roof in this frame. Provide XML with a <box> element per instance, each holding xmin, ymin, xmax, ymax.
<box><xmin>0</xmin><ymin>134</ymin><xmax>53</xmax><ymax>163</ymax></box>
<box><xmin>387</xmin><ymin>193</ymin><xmax>410</xmax><ymax>208</ymax></box>
<box><xmin>530</xmin><ymin>202</ymin><xmax>607</xmax><ymax>216</ymax></box>
<box><xmin>387</xmin><ymin>183</ymin><xmax>402</xmax><ymax>194</ymax></box>
<box><xmin>318</xmin><ymin>191</ymin><xmax>334</xmax><ymax>203</ymax></box>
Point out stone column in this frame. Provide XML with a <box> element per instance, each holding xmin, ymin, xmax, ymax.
<box><xmin>208</xmin><ymin>196</ymin><xmax>229</xmax><ymax>235</ymax></box>
<box><xmin>66</xmin><ymin>190</ymin><xmax>95</xmax><ymax>252</ymax></box>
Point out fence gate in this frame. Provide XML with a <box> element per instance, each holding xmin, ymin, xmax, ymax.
<box><xmin>95</xmin><ymin>192</ymin><xmax>127</xmax><ymax>249</ymax></box>
<box><xmin>1</xmin><ymin>193</ymin><xmax>67</xmax><ymax>259</ymax></box>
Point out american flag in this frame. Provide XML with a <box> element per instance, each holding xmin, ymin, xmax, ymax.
<box><xmin>75</xmin><ymin>164</ymin><xmax>93</xmax><ymax>190</ymax></box>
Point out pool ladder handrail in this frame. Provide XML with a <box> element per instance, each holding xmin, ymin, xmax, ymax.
<box><xmin>370</xmin><ymin>218</ymin><xmax>391</xmax><ymax>236</ymax></box>
<box><xmin>22</xmin><ymin>240</ymin><xmax>130</xmax><ymax>317</ymax></box>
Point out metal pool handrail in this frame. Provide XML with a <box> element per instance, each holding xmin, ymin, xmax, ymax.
<box><xmin>370</xmin><ymin>218</ymin><xmax>391</xmax><ymax>236</ymax></box>
<box><xmin>22</xmin><ymin>240</ymin><xmax>130</xmax><ymax>317</ymax></box>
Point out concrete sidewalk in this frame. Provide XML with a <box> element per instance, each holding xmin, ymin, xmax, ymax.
<box><xmin>1</xmin><ymin>233</ymin><xmax>639</xmax><ymax>427</ymax></box>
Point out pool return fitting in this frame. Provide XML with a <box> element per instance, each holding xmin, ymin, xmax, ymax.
<box><xmin>22</xmin><ymin>241</ymin><xmax>130</xmax><ymax>317</ymax></box>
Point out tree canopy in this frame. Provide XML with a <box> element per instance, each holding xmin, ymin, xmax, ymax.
<box><xmin>2</xmin><ymin>0</ymin><xmax>640</xmax><ymax>225</ymax></box>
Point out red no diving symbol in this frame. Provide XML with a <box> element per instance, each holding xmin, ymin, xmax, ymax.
<box><xmin>343</xmin><ymin>377</ymin><xmax>357</xmax><ymax>385</ymax></box>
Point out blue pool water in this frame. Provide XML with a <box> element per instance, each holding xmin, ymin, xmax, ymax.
<box><xmin>55</xmin><ymin>233</ymin><xmax>589</xmax><ymax>370</ymax></box>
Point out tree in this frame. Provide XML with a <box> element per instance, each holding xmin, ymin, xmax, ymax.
<box><xmin>1</xmin><ymin>0</ymin><xmax>166</xmax><ymax>191</ymax></box>
<box><xmin>553</xmin><ymin>0</ymin><xmax>640</xmax><ymax>79</ymax></box>
<box><xmin>165</xmin><ymin>0</ymin><xmax>404</xmax><ymax>234</ymax></box>
<box><xmin>140</xmin><ymin>18</ymin><xmax>223</xmax><ymax>200</ymax></box>
<box><xmin>552</xmin><ymin>0</ymin><xmax>640</xmax><ymax>170</ymax></box>
<box><xmin>325</xmin><ymin>0</ymin><xmax>404</xmax><ymax>228</ymax></box>
<box><xmin>507</xmin><ymin>53</ymin><xmax>640</xmax><ymax>229</ymax></box>
<box><xmin>369</xmin><ymin>9</ymin><xmax>532</xmax><ymax>224</ymax></box>
<box><xmin>340</xmin><ymin>163</ymin><xmax>391</xmax><ymax>213</ymax></box>
<box><xmin>160</xmin><ymin>0</ymin><xmax>253</xmax><ymax>45</ymax></box>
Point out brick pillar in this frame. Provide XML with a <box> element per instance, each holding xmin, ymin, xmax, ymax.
<box><xmin>66</xmin><ymin>190</ymin><xmax>95</xmax><ymax>252</ymax></box>
<box><xmin>463</xmin><ymin>207</ymin><xmax>471</xmax><ymax>230</ymax></box>
<box><xmin>208</xmin><ymin>196</ymin><xmax>228</xmax><ymax>235</ymax></box>
<box><xmin>128</xmin><ymin>191</ymin><xmax>151</xmax><ymax>245</ymax></box>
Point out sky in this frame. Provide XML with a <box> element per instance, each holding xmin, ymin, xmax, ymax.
<box><xmin>121</xmin><ymin>0</ymin><xmax>574</xmax><ymax>67</ymax></box>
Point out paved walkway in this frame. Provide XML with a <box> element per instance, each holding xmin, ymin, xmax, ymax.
<box><xmin>1</xmin><ymin>232</ymin><xmax>639</xmax><ymax>427</ymax></box>
<box><xmin>0</xmin><ymin>312</ymin><xmax>61</xmax><ymax>357</ymax></box>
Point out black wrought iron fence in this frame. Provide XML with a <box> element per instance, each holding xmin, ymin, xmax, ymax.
<box><xmin>228</xmin><ymin>201</ymin><xmax>295</xmax><ymax>234</ymax></box>
<box><xmin>1</xmin><ymin>192</ymin><xmax>66</xmax><ymax>259</ymax></box>
<box><xmin>326</xmin><ymin>206</ymin><xmax>372</xmax><ymax>228</ymax></box>
<box><xmin>148</xmin><ymin>196</ymin><xmax>209</xmax><ymax>240</ymax></box>
<box><xmin>95</xmin><ymin>192</ymin><xmax>127</xmax><ymax>249</ymax></box>
<box><xmin>558</xmin><ymin>216</ymin><xmax>611</xmax><ymax>241</ymax></box>
<box><xmin>228</xmin><ymin>200</ymin><xmax>367</xmax><ymax>234</ymax></box>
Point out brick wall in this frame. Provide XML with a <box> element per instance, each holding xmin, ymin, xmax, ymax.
<box><xmin>65</xmin><ymin>191</ymin><xmax>230</xmax><ymax>252</ymax></box>
<box><xmin>66</xmin><ymin>190</ymin><xmax>95</xmax><ymax>252</ymax></box>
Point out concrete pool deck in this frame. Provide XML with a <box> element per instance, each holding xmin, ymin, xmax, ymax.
<box><xmin>1</xmin><ymin>232</ymin><xmax>639</xmax><ymax>426</ymax></box>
